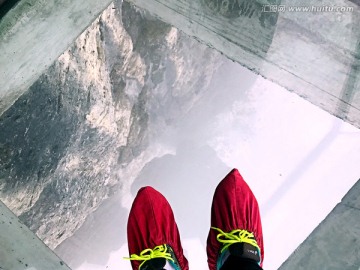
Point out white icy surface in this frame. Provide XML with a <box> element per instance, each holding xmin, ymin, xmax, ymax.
<box><xmin>57</xmin><ymin>61</ymin><xmax>360</xmax><ymax>270</ymax></box>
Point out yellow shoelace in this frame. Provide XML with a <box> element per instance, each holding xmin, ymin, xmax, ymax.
<box><xmin>124</xmin><ymin>244</ymin><xmax>174</xmax><ymax>269</ymax></box>
<box><xmin>212</xmin><ymin>227</ymin><xmax>260</xmax><ymax>253</ymax></box>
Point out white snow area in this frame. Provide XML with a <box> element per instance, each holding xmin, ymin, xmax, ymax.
<box><xmin>70</xmin><ymin>61</ymin><xmax>360</xmax><ymax>270</ymax></box>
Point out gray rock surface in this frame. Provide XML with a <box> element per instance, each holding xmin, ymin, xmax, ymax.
<box><xmin>0</xmin><ymin>0</ymin><xmax>223</xmax><ymax>249</ymax></box>
<box><xmin>0</xmin><ymin>0</ymin><xmax>115</xmax><ymax>116</ymax></box>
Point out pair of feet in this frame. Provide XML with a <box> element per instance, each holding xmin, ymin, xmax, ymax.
<box><xmin>126</xmin><ymin>169</ymin><xmax>264</xmax><ymax>270</ymax></box>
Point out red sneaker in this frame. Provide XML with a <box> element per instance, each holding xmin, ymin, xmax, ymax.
<box><xmin>126</xmin><ymin>186</ymin><xmax>189</xmax><ymax>270</ymax></box>
<box><xmin>207</xmin><ymin>169</ymin><xmax>264</xmax><ymax>270</ymax></box>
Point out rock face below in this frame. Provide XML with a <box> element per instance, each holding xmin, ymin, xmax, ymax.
<box><xmin>0</xmin><ymin>0</ymin><xmax>223</xmax><ymax>248</ymax></box>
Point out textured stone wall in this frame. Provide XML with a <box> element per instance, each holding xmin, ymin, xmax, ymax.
<box><xmin>0</xmin><ymin>0</ymin><xmax>223</xmax><ymax>248</ymax></box>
